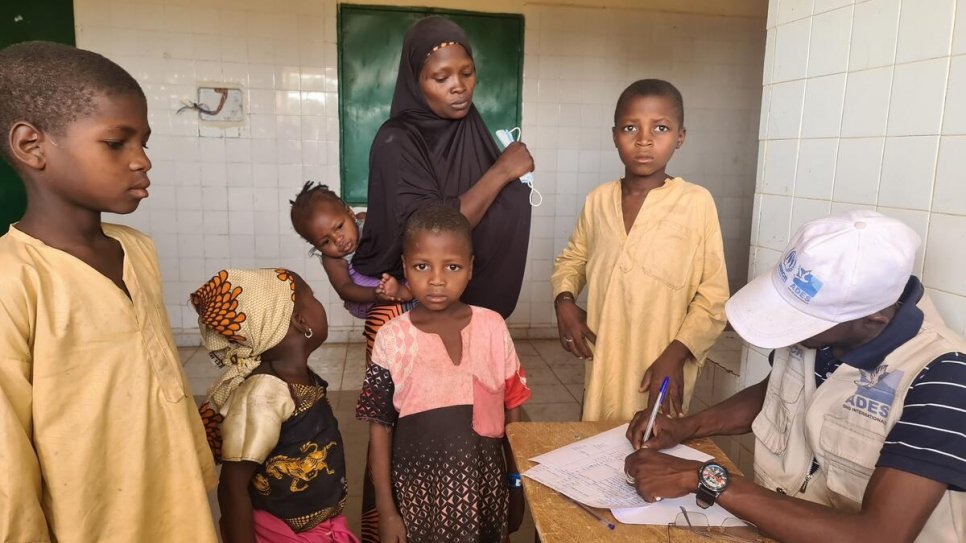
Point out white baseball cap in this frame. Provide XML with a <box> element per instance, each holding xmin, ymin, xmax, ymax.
<box><xmin>726</xmin><ymin>210</ymin><xmax>921</xmax><ymax>349</ymax></box>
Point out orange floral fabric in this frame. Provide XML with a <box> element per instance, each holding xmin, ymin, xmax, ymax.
<box><xmin>192</xmin><ymin>270</ymin><xmax>248</xmax><ymax>343</ymax></box>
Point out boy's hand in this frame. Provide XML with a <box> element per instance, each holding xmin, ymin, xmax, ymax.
<box><xmin>508</xmin><ymin>487</ymin><xmax>525</xmax><ymax>533</ymax></box>
<box><xmin>554</xmin><ymin>296</ymin><xmax>596</xmax><ymax>359</ymax></box>
<box><xmin>379</xmin><ymin>512</ymin><xmax>408</xmax><ymax>543</ymax></box>
<box><xmin>640</xmin><ymin>345</ymin><xmax>688</xmax><ymax>418</ymax></box>
<box><xmin>375</xmin><ymin>274</ymin><xmax>412</xmax><ymax>302</ymax></box>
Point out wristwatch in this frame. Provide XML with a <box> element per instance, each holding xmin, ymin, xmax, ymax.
<box><xmin>696</xmin><ymin>460</ymin><xmax>730</xmax><ymax>509</ymax></box>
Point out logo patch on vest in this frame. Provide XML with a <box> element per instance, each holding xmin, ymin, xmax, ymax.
<box><xmin>843</xmin><ymin>366</ymin><xmax>903</xmax><ymax>424</ymax></box>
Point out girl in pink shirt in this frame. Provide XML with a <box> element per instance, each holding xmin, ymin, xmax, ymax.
<box><xmin>356</xmin><ymin>204</ymin><xmax>530</xmax><ymax>543</ymax></box>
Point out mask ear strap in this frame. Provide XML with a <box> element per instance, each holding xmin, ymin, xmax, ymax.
<box><xmin>528</xmin><ymin>185</ymin><xmax>543</xmax><ymax>207</ymax></box>
<box><xmin>508</xmin><ymin>126</ymin><xmax>541</xmax><ymax>206</ymax></box>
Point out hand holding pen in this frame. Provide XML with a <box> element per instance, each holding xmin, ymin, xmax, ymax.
<box><xmin>626</xmin><ymin>377</ymin><xmax>692</xmax><ymax>451</ymax></box>
<box><xmin>642</xmin><ymin>377</ymin><xmax>670</xmax><ymax>445</ymax></box>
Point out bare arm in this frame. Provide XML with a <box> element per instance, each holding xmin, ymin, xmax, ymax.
<box><xmin>719</xmin><ymin>467</ymin><xmax>946</xmax><ymax>543</ymax></box>
<box><xmin>504</xmin><ymin>407</ymin><xmax>525</xmax><ymax>533</ymax></box>
<box><xmin>627</xmin><ymin>450</ymin><xmax>946</xmax><ymax>543</ymax></box>
<box><xmin>629</xmin><ymin>376</ymin><xmax>770</xmax><ymax>450</ymax></box>
<box><xmin>682</xmin><ymin>375</ymin><xmax>769</xmax><ymax>439</ymax></box>
<box><xmin>321</xmin><ymin>256</ymin><xmax>379</xmax><ymax>304</ymax></box>
<box><xmin>503</xmin><ymin>406</ymin><xmax>522</xmax><ymax>474</ymax></box>
<box><xmin>218</xmin><ymin>461</ymin><xmax>259</xmax><ymax>543</ymax></box>
<box><xmin>459</xmin><ymin>142</ymin><xmax>533</xmax><ymax>227</ymax></box>
<box><xmin>369</xmin><ymin>422</ymin><xmax>407</xmax><ymax>543</ymax></box>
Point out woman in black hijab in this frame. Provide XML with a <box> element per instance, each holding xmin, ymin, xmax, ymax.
<box><xmin>352</xmin><ymin>16</ymin><xmax>533</xmax><ymax>325</ymax></box>
<box><xmin>352</xmin><ymin>15</ymin><xmax>532</xmax><ymax>542</ymax></box>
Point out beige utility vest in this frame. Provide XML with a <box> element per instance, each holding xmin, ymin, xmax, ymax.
<box><xmin>752</xmin><ymin>313</ymin><xmax>966</xmax><ymax>542</ymax></box>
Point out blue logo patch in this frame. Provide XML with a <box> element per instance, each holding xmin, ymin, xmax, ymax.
<box><xmin>790</xmin><ymin>267</ymin><xmax>823</xmax><ymax>302</ymax></box>
<box><xmin>843</xmin><ymin>366</ymin><xmax>903</xmax><ymax>424</ymax></box>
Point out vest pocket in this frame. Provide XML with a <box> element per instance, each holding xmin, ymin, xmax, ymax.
<box><xmin>752</xmin><ymin>361</ymin><xmax>805</xmax><ymax>455</ymax></box>
<box><xmin>752</xmin><ymin>391</ymin><xmax>791</xmax><ymax>455</ymax></box>
<box><xmin>819</xmin><ymin>414</ymin><xmax>882</xmax><ymax>504</ymax></box>
<box><xmin>636</xmin><ymin>220</ymin><xmax>698</xmax><ymax>290</ymax></box>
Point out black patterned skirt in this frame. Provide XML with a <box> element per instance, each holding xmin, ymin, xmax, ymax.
<box><xmin>392</xmin><ymin>405</ymin><xmax>508</xmax><ymax>543</ymax></box>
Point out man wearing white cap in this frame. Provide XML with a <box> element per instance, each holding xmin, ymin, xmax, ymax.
<box><xmin>622</xmin><ymin>210</ymin><xmax>965</xmax><ymax>542</ymax></box>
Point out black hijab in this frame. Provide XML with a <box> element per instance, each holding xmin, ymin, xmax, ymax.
<box><xmin>352</xmin><ymin>16</ymin><xmax>531</xmax><ymax>319</ymax></box>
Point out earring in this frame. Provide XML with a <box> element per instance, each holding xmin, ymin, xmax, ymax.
<box><xmin>304</xmin><ymin>327</ymin><xmax>313</xmax><ymax>339</ymax></box>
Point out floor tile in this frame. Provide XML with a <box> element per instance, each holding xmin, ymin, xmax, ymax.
<box><xmin>551</xmin><ymin>365</ymin><xmax>584</xmax><ymax>385</ymax></box>
<box><xmin>523</xmin><ymin>402</ymin><xmax>583</xmax><ymax>422</ymax></box>
<box><xmin>178</xmin><ymin>347</ymin><xmax>198</xmax><ymax>364</ymax></box>
<box><xmin>522</xmin><ymin>363</ymin><xmax>561</xmax><ymax>385</ymax></box>
<box><xmin>513</xmin><ymin>340</ymin><xmax>538</xmax><ymax>356</ymax></box>
<box><xmin>565</xmin><ymin>384</ymin><xmax>584</xmax><ymax>403</ymax></box>
<box><xmin>527</xmin><ymin>383</ymin><xmax>578</xmax><ymax>404</ymax></box>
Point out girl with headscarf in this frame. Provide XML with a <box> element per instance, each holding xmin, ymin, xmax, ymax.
<box><xmin>350</xmin><ymin>17</ymin><xmax>534</xmax><ymax>541</ymax></box>
<box><xmin>193</xmin><ymin>268</ymin><xmax>358</xmax><ymax>543</ymax></box>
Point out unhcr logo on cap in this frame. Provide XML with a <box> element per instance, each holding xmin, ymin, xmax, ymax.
<box><xmin>777</xmin><ymin>250</ymin><xmax>796</xmax><ymax>282</ymax></box>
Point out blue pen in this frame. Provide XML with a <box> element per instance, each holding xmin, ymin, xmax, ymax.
<box><xmin>641</xmin><ymin>376</ymin><xmax>670</xmax><ymax>446</ymax></box>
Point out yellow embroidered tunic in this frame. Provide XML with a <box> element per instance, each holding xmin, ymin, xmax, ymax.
<box><xmin>551</xmin><ymin>178</ymin><xmax>729</xmax><ymax>421</ymax></box>
<box><xmin>0</xmin><ymin>224</ymin><xmax>217</xmax><ymax>543</ymax></box>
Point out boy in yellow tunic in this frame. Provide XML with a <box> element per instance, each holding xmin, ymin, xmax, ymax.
<box><xmin>552</xmin><ymin>79</ymin><xmax>729</xmax><ymax>422</ymax></box>
<box><xmin>0</xmin><ymin>42</ymin><xmax>217</xmax><ymax>542</ymax></box>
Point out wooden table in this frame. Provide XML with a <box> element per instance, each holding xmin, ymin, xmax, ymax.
<box><xmin>507</xmin><ymin>421</ymin><xmax>771</xmax><ymax>542</ymax></box>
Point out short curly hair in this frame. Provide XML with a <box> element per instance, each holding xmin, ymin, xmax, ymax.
<box><xmin>289</xmin><ymin>180</ymin><xmax>349</xmax><ymax>241</ymax></box>
<box><xmin>402</xmin><ymin>204</ymin><xmax>473</xmax><ymax>254</ymax></box>
<box><xmin>0</xmin><ymin>41</ymin><xmax>144</xmax><ymax>165</ymax></box>
<box><xmin>614</xmin><ymin>79</ymin><xmax>684</xmax><ymax>127</ymax></box>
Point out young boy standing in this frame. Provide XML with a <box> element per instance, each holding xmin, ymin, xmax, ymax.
<box><xmin>0</xmin><ymin>42</ymin><xmax>217</xmax><ymax>542</ymax></box>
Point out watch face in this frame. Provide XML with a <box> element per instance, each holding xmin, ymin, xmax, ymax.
<box><xmin>700</xmin><ymin>463</ymin><xmax>730</xmax><ymax>492</ymax></box>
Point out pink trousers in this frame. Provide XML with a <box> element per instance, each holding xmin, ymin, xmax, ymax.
<box><xmin>251</xmin><ymin>509</ymin><xmax>360</xmax><ymax>543</ymax></box>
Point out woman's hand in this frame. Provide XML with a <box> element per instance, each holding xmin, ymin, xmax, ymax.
<box><xmin>379</xmin><ymin>512</ymin><xmax>408</xmax><ymax>543</ymax></box>
<box><xmin>508</xmin><ymin>487</ymin><xmax>525</xmax><ymax>533</ymax></box>
<box><xmin>493</xmin><ymin>141</ymin><xmax>534</xmax><ymax>184</ymax></box>
<box><xmin>555</xmin><ymin>295</ymin><xmax>596</xmax><ymax>359</ymax></box>
<box><xmin>640</xmin><ymin>341</ymin><xmax>692</xmax><ymax>418</ymax></box>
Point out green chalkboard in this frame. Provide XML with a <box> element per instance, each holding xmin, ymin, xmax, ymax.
<box><xmin>338</xmin><ymin>5</ymin><xmax>523</xmax><ymax>205</ymax></box>
<box><xmin>0</xmin><ymin>1</ymin><xmax>76</xmax><ymax>234</ymax></box>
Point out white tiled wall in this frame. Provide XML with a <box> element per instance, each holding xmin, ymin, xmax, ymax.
<box><xmin>74</xmin><ymin>0</ymin><xmax>765</xmax><ymax>344</ymax></box>
<box><xmin>737</xmin><ymin>0</ymin><xmax>966</xmax><ymax>444</ymax></box>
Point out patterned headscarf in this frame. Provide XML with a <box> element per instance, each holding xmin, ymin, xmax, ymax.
<box><xmin>191</xmin><ymin>268</ymin><xmax>297</xmax><ymax>411</ymax></box>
